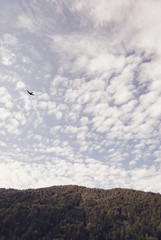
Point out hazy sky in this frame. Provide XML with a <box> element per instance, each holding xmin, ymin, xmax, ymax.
<box><xmin>0</xmin><ymin>0</ymin><xmax>161</xmax><ymax>193</ymax></box>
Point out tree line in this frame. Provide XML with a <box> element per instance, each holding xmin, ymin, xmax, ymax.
<box><xmin>0</xmin><ymin>185</ymin><xmax>161</xmax><ymax>240</ymax></box>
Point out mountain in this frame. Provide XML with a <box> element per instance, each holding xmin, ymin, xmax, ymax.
<box><xmin>0</xmin><ymin>185</ymin><xmax>161</xmax><ymax>240</ymax></box>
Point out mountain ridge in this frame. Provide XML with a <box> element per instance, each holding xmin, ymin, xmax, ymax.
<box><xmin>0</xmin><ymin>185</ymin><xmax>161</xmax><ymax>240</ymax></box>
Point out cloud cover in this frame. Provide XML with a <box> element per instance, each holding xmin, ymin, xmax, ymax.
<box><xmin>0</xmin><ymin>0</ymin><xmax>161</xmax><ymax>193</ymax></box>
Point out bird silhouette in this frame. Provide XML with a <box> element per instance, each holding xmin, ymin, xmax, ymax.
<box><xmin>27</xmin><ymin>90</ymin><xmax>34</xmax><ymax>96</ymax></box>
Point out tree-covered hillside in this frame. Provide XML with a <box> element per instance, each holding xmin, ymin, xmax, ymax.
<box><xmin>0</xmin><ymin>185</ymin><xmax>161</xmax><ymax>240</ymax></box>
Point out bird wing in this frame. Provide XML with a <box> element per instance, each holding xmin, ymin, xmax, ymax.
<box><xmin>27</xmin><ymin>90</ymin><xmax>34</xmax><ymax>95</ymax></box>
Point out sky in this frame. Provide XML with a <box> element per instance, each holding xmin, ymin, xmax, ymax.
<box><xmin>0</xmin><ymin>0</ymin><xmax>161</xmax><ymax>193</ymax></box>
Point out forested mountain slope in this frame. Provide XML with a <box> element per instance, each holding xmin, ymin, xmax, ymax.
<box><xmin>0</xmin><ymin>185</ymin><xmax>161</xmax><ymax>240</ymax></box>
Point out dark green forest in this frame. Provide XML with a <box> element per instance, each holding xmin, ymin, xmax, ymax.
<box><xmin>0</xmin><ymin>185</ymin><xmax>161</xmax><ymax>240</ymax></box>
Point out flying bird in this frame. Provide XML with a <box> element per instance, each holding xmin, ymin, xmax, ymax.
<box><xmin>27</xmin><ymin>90</ymin><xmax>34</xmax><ymax>96</ymax></box>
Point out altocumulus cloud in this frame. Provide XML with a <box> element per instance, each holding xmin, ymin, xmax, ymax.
<box><xmin>0</xmin><ymin>0</ymin><xmax>161</xmax><ymax>193</ymax></box>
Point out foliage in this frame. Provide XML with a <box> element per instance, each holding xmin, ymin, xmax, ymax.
<box><xmin>0</xmin><ymin>186</ymin><xmax>161</xmax><ymax>240</ymax></box>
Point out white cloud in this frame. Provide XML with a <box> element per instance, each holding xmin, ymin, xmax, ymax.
<box><xmin>0</xmin><ymin>87</ymin><xmax>13</xmax><ymax>108</ymax></box>
<box><xmin>17</xmin><ymin>15</ymin><xmax>35</xmax><ymax>31</ymax></box>
<box><xmin>80</xmin><ymin>116</ymin><xmax>89</xmax><ymax>125</ymax></box>
<box><xmin>89</xmin><ymin>0</ymin><xmax>132</xmax><ymax>27</ymax></box>
<box><xmin>51</xmin><ymin>33</ymin><xmax>125</xmax><ymax>76</ymax></box>
<box><xmin>50</xmin><ymin>125</ymin><xmax>61</xmax><ymax>134</ymax></box>
<box><xmin>55</xmin><ymin>111</ymin><xmax>63</xmax><ymax>120</ymax></box>
<box><xmin>16</xmin><ymin>81</ymin><xmax>26</xmax><ymax>90</ymax></box>
<box><xmin>15</xmin><ymin>112</ymin><xmax>26</xmax><ymax>126</ymax></box>
<box><xmin>130</xmin><ymin>1</ymin><xmax>161</xmax><ymax>54</ymax></box>
<box><xmin>0</xmin><ymin>156</ymin><xmax>160</xmax><ymax>193</ymax></box>
<box><xmin>87</xmin><ymin>54</ymin><xmax>125</xmax><ymax>75</ymax></box>
<box><xmin>1</xmin><ymin>0</ymin><xmax>161</xmax><ymax>193</ymax></box>
<box><xmin>2</xmin><ymin>33</ymin><xmax>19</xmax><ymax>46</ymax></box>
<box><xmin>0</xmin><ymin>46</ymin><xmax>16</xmax><ymax>66</ymax></box>
<box><xmin>0</xmin><ymin>108</ymin><xmax>11</xmax><ymax>121</ymax></box>
<box><xmin>113</xmin><ymin>85</ymin><xmax>133</xmax><ymax>105</ymax></box>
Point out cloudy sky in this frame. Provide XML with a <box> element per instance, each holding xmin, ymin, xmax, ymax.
<box><xmin>0</xmin><ymin>0</ymin><xmax>161</xmax><ymax>193</ymax></box>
